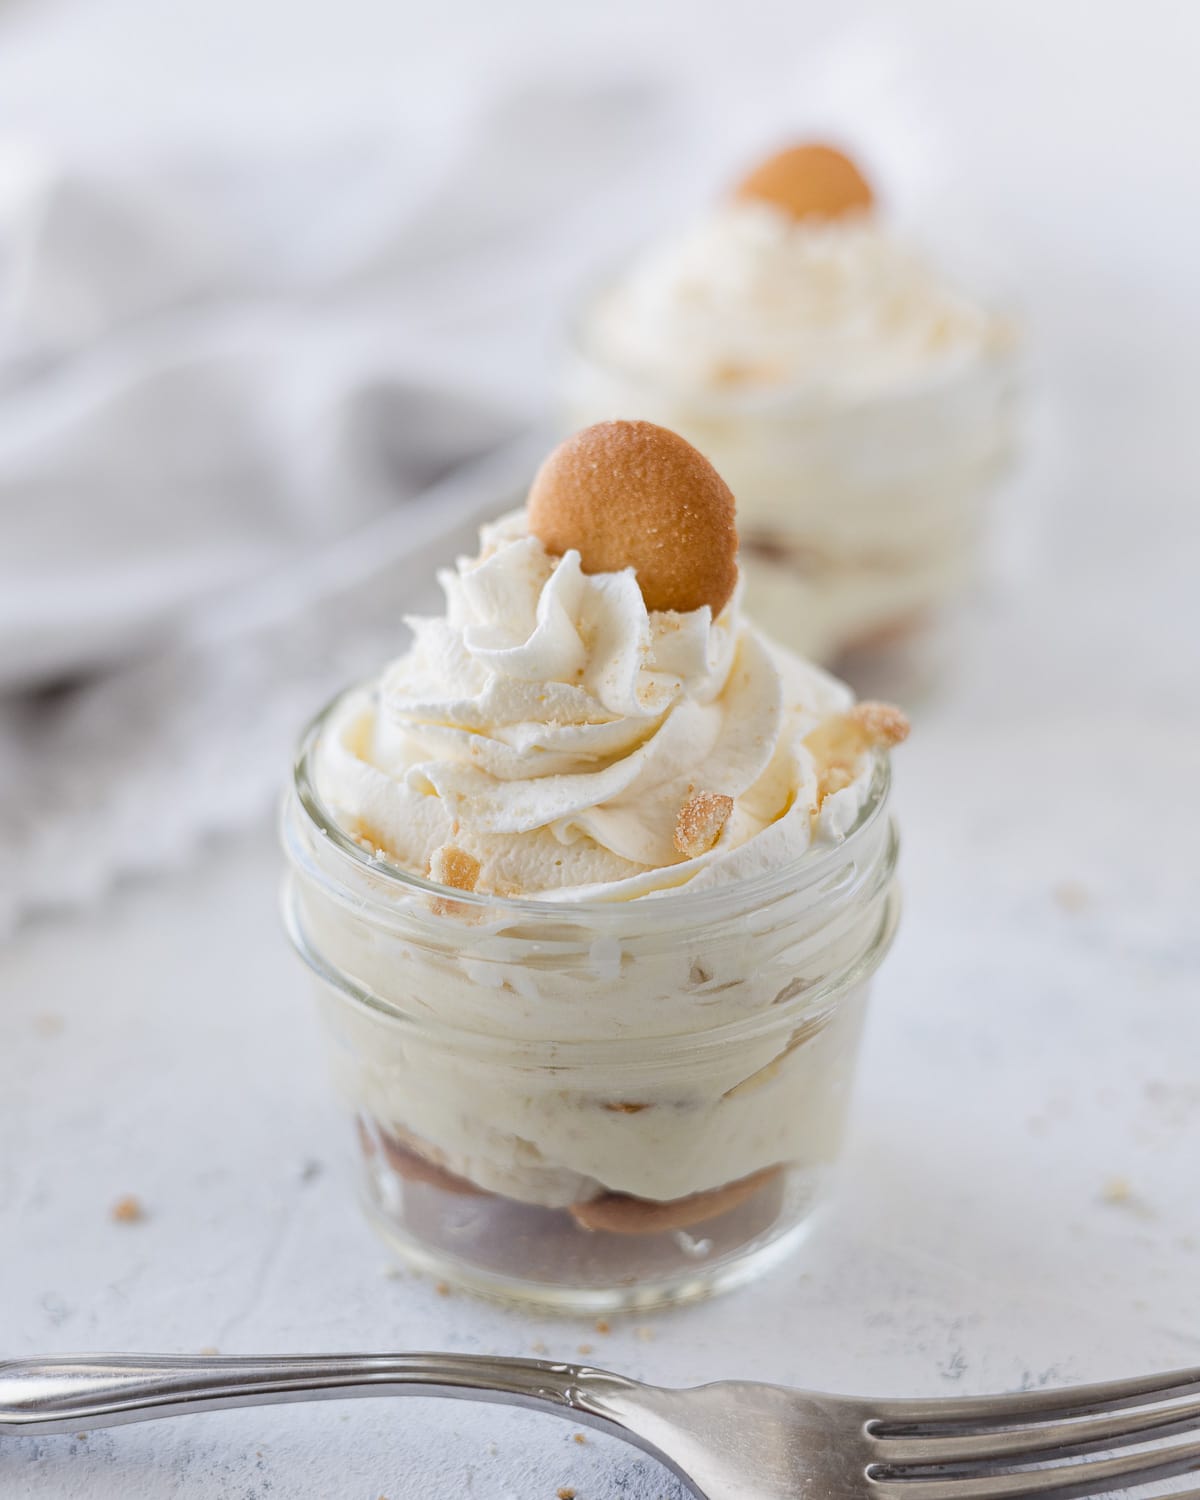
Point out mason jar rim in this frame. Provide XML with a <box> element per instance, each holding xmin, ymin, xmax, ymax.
<box><xmin>287</xmin><ymin>682</ymin><xmax>894</xmax><ymax>930</ymax></box>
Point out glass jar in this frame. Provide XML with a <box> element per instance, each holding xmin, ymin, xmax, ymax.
<box><xmin>281</xmin><ymin>693</ymin><xmax>901</xmax><ymax>1312</ymax></box>
<box><xmin>564</xmin><ymin>298</ymin><xmax>1019</xmax><ymax>696</ymax></box>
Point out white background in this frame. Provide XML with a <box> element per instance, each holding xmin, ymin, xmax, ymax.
<box><xmin>2</xmin><ymin>1</ymin><xmax>1200</xmax><ymax>1497</ymax></box>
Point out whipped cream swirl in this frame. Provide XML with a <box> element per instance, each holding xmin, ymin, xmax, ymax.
<box><xmin>584</xmin><ymin>202</ymin><xmax>1009</xmax><ymax>400</ymax></box>
<box><xmin>315</xmin><ymin>513</ymin><xmax>866</xmax><ymax>900</ymax></box>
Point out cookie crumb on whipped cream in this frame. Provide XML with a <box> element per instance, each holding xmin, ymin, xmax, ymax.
<box><xmin>808</xmin><ymin>703</ymin><xmax>909</xmax><ymax>808</ymax></box>
<box><xmin>849</xmin><ymin>701</ymin><xmax>911</xmax><ymax>747</ymax></box>
<box><xmin>428</xmin><ymin>844</ymin><xmax>480</xmax><ymax>893</ymax></box>
<box><xmin>674</xmin><ymin>790</ymin><xmax>734</xmax><ymax>858</ymax></box>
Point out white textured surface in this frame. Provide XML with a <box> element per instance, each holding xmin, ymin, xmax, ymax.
<box><xmin>3</xmin><ymin>508</ymin><xmax>1199</xmax><ymax>1499</ymax></box>
<box><xmin>4</xmin><ymin>2</ymin><xmax>1200</xmax><ymax>1497</ymax></box>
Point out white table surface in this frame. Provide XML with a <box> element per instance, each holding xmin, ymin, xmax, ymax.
<box><xmin>4</xmin><ymin>4</ymin><xmax>1200</xmax><ymax>1497</ymax></box>
<box><xmin>3</xmin><ymin>391</ymin><xmax>1200</xmax><ymax>1500</ymax></box>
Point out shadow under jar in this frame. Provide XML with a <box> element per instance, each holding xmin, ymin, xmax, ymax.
<box><xmin>282</xmin><ymin>698</ymin><xmax>900</xmax><ymax>1313</ymax></box>
<box><xmin>564</xmin><ymin>298</ymin><xmax>1019</xmax><ymax>697</ymax></box>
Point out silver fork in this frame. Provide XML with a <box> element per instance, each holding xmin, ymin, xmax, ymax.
<box><xmin>3</xmin><ymin>1353</ymin><xmax>1200</xmax><ymax>1500</ymax></box>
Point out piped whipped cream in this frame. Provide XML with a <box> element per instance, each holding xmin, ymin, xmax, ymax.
<box><xmin>315</xmin><ymin>511</ymin><xmax>871</xmax><ymax>901</ymax></box>
<box><xmin>584</xmin><ymin>201</ymin><xmax>1008</xmax><ymax>400</ymax></box>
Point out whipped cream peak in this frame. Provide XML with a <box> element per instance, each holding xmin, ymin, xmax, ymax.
<box><xmin>314</xmin><ymin>508</ymin><xmax>880</xmax><ymax>901</ymax></box>
<box><xmin>584</xmin><ymin>200</ymin><xmax>1007</xmax><ymax>400</ymax></box>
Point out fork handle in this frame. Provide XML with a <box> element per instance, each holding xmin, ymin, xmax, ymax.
<box><xmin>0</xmin><ymin>1353</ymin><xmax>640</xmax><ymax>1439</ymax></box>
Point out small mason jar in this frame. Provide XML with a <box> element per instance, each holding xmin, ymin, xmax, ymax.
<box><xmin>281</xmin><ymin>694</ymin><xmax>900</xmax><ymax>1312</ymax></box>
<box><xmin>564</xmin><ymin>300</ymin><xmax>1019</xmax><ymax>695</ymax></box>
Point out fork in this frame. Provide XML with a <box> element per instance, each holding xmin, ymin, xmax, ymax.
<box><xmin>2</xmin><ymin>1353</ymin><xmax>1199</xmax><ymax>1500</ymax></box>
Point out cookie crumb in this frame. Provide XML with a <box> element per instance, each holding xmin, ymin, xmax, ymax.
<box><xmin>557</xmin><ymin>1489</ymin><xmax>576</xmax><ymax>1499</ymax></box>
<box><xmin>576</xmin><ymin>1343</ymin><xmax>593</xmax><ymax>1355</ymax></box>
<box><xmin>350</xmin><ymin>817</ymin><xmax>390</xmax><ymax>857</ymax></box>
<box><xmin>1097</xmin><ymin>1176</ymin><xmax>1153</xmax><ymax>1219</ymax></box>
<box><xmin>198</xmin><ymin>1346</ymin><xmax>219</xmax><ymax>1356</ymax></box>
<box><xmin>806</xmin><ymin>701</ymin><xmax>908</xmax><ymax>809</ymax></box>
<box><xmin>593</xmin><ymin>1318</ymin><xmax>610</xmax><ymax>1335</ymax></box>
<box><xmin>573</xmin><ymin>1432</ymin><xmax>587</xmax><ymax>1444</ymax></box>
<box><xmin>848</xmin><ymin>701</ymin><xmax>910</xmax><ymax>748</ymax></box>
<box><xmin>434</xmin><ymin>1281</ymin><xmax>452</xmax><ymax>1297</ymax></box>
<box><xmin>1054</xmin><ymin>881</ymin><xmax>1091</xmax><ymax>913</ymax></box>
<box><xmin>816</xmin><ymin>764</ymin><xmax>854</xmax><ymax>804</ymax></box>
<box><xmin>674</xmin><ymin>791</ymin><xmax>733</xmax><ymax>858</ymax></box>
<box><xmin>111</xmin><ymin>1194</ymin><xmax>145</xmax><ymax>1224</ymax></box>
<box><xmin>429</xmin><ymin>845</ymin><xmax>480</xmax><ymax>893</ymax></box>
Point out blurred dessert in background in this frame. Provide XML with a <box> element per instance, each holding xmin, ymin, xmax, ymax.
<box><xmin>564</xmin><ymin>142</ymin><xmax>1019</xmax><ymax>689</ymax></box>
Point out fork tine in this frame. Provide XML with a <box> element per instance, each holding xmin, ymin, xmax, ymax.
<box><xmin>870</xmin><ymin>1368</ymin><xmax>1200</xmax><ymax>1429</ymax></box>
<box><xmin>872</xmin><ymin>1394</ymin><xmax>1200</xmax><ymax>1468</ymax></box>
<box><xmin>868</xmin><ymin>1440</ymin><xmax>1200</xmax><ymax>1500</ymax></box>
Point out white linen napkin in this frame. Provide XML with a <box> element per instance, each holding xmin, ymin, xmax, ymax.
<box><xmin>0</xmin><ymin>75</ymin><xmax>683</xmax><ymax>930</ymax></box>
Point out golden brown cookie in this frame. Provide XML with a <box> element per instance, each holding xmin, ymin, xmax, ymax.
<box><xmin>375</xmin><ymin>1124</ymin><xmax>485</xmax><ymax>1197</ymax></box>
<box><xmin>568</xmin><ymin>1165</ymin><xmax>779</xmax><ymax>1235</ymax></box>
<box><xmin>847</xmin><ymin>700</ymin><xmax>910</xmax><ymax>747</ymax></box>
<box><xmin>526</xmin><ymin>421</ymin><xmax>739</xmax><ymax>616</ymax></box>
<box><xmin>428</xmin><ymin>844</ymin><xmax>480</xmax><ymax>892</ymax></box>
<box><xmin>674</xmin><ymin>790</ymin><xmax>734</xmax><ymax>858</ymax></box>
<box><xmin>734</xmin><ymin>142</ymin><xmax>873</xmax><ymax>222</ymax></box>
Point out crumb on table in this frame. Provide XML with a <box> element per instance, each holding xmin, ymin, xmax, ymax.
<box><xmin>110</xmin><ymin>1194</ymin><xmax>145</xmax><ymax>1224</ymax></box>
<box><xmin>1054</xmin><ymin>880</ymin><xmax>1092</xmax><ymax>913</ymax></box>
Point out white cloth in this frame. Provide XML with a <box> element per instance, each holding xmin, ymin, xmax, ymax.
<box><xmin>0</xmin><ymin>437</ymin><xmax>546</xmax><ymax>930</ymax></box>
<box><xmin>0</xmin><ymin>107</ymin><xmax>666</xmax><ymax>686</ymax></box>
<box><xmin>0</xmin><ymin>74</ymin><xmax>689</xmax><ymax>931</ymax></box>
